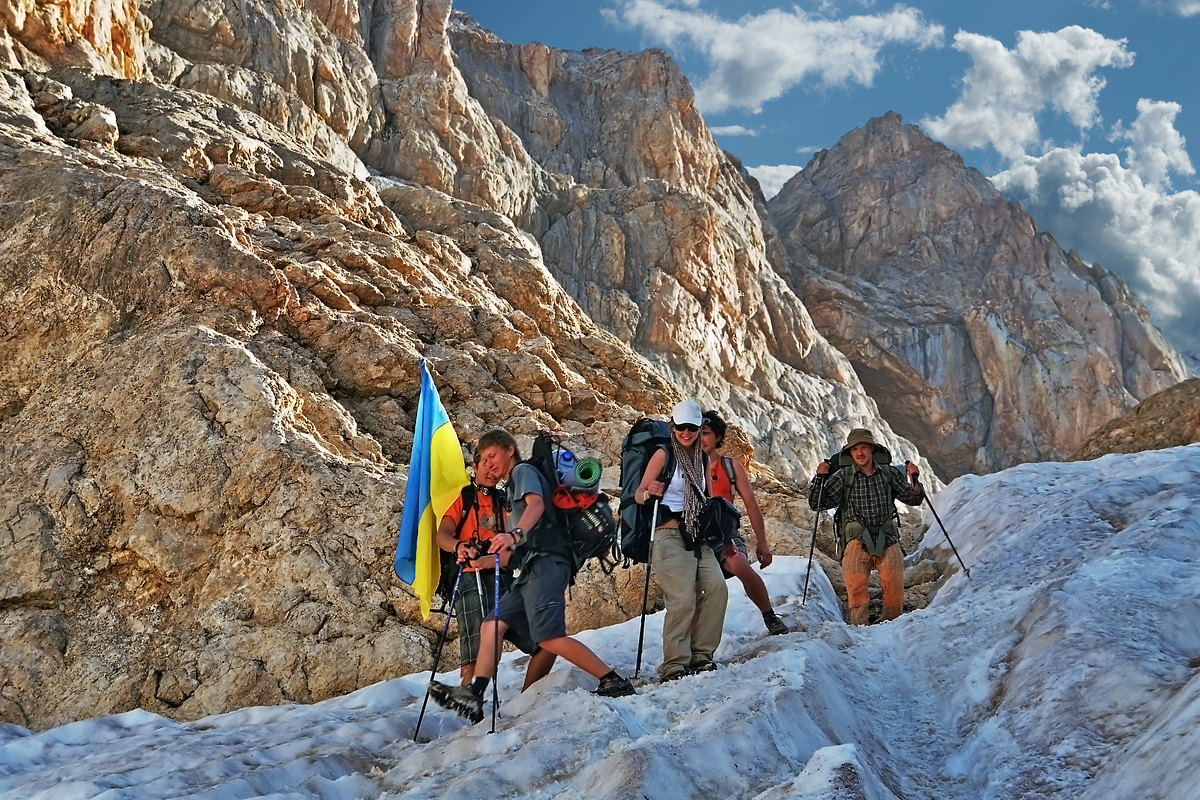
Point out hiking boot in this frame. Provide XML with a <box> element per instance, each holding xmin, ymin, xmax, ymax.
<box><xmin>763</xmin><ymin>610</ymin><xmax>789</xmax><ymax>636</ymax></box>
<box><xmin>661</xmin><ymin>667</ymin><xmax>690</xmax><ymax>682</ymax></box>
<box><xmin>595</xmin><ymin>674</ymin><xmax>636</xmax><ymax>697</ymax></box>
<box><xmin>428</xmin><ymin>680</ymin><xmax>484</xmax><ymax>724</ymax></box>
<box><xmin>688</xmin><ymin>659</ymin><xmax>717</xmax><ymax>673</ymax></box>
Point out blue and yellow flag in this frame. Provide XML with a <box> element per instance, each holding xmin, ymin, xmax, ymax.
<box><xmin>394</xmin><ymin>360</ymin><xmax>470</xmax><ymax>619</ymax></box>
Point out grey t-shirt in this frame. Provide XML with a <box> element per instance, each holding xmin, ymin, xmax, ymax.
<box><xmin>507</xmin><ymin>462</ymin><xmax>545</xmax><ymax>530</ymax></box>
<box><xmin>506</xmin><ymin>462</ymin><xmax>570</xmax><ymax>560</ymax></box>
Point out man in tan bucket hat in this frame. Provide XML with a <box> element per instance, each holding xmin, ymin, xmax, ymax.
<box><xmin>807</xmin><ymin>428</ymin><xmax>923</xmax><ymax>625</ymax></box>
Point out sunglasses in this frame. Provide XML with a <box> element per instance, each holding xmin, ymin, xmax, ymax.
<box><xmin>674</xmin><ymin>423</ymin><xmax>700</xmax><ymax>433</ymax></box>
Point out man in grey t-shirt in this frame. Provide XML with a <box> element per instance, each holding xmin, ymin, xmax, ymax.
<box><xmin>428</xmin><ymin>428</ymin><xmax>635</xmax><ymax>724</ymax></box>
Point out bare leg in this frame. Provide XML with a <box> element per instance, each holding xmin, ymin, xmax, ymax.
<box><xmin>535</xmin><ymin>636</ymin><xmax>610</xmax><ymax>680</ymax></box>
<box><xmin>521</xmin><ymin>648</ymin><xmax>559</xmax><ymax>690</ymax></box>
<box><xmin>724</xmin><ymin>549</ymin><xmax>772</xmax><ymax>613</ymax></box>
<box><xmin>472</xmin><ymin>618</ymin><xmax>510</xmax><ymax>681</ymax></box>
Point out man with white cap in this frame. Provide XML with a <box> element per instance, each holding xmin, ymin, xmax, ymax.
<box><xmin>634</xmin><ymin>399</ymin><xmax>729</xmax><ymax>680</ymax></box>
<box><xmin>808</xmin><ymin>427</ymin><xmax>923</xmax><ymax>625</ymax></box>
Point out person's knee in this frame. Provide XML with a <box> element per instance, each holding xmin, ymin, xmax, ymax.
<box><xmin>725</xmin><ymin>551</ymin><xmax>751</xmax><ymax>578</ymax></box>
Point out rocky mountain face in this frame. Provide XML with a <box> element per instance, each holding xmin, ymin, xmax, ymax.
<box><xmin>768</xmin><ymin>114</ymin><xmax>1189</xmax><ymax>479</ymax></box>
<box><xmin>1070</xmin><ymin>378</ymin><xmax>1200</xmax><ymax>461</ymax></box>
<box><xmin>0</xmin><ymin>0</ymin><xmax>902</xmax><ymax>730</ymax></box>
<box><xmin>0</xmin><ymin>1</ymin><xmax>1185</xmax><ymax>730</ymax></box>
<box><xmin>446</xmin><ymin>14</ymin><xmax>907</xmax><ymax>476</ymax></box>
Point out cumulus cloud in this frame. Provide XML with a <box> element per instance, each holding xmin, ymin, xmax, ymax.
<box><xmin>710</xmin><ymin>125</ymin><xmax>758</xmax><ymax>136</ymax></box>
<box><xmin>921</xmin><ymin>27</ymin><xmax>1134</xmax><ymax>160</ymax></box>
<box><xmin>1139</xmin><ymin>0</ymin><xmax>1200</xmax><ymax>15</ymax></box>
<box><xmin>992</xmin><ymin>101</ymin><xmax>1200</xmax><ymax>351</ymax></box>
<box><xmin>1110</xmin><ymin>99</ymin><xmax>1194</xmax><ymax>187</ymax></box>
<box><xmin>604</xmin><ymin>0</ymin><xmax>943</xmax><ymax>114</ymax></box>
<box><xmin>746</xmin><ymin>164</ymin><xmax>805</xmax><ymax>199</ymax></box>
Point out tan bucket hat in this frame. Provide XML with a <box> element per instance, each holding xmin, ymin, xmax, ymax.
<box><xmin>844</xmin><ymin>427</ymin><xmax>878</xmax><ymax>450</ymax></box>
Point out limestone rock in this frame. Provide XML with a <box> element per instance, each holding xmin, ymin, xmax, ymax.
<box><xmin>1070</xmin><ymin>378</ymin><xmax>1200</xmax><ymax>461</ymax></box>
<box><xmin>0</xmin><ymin>56</ymin><xmax>667</xmax><ymax>730</ymax></box>
<box><xmin>768</xmin><ymin>113</ymin><xmax>1189</xmax><ymax>479</ymax></box>
<box><xmin>448</xmin><ymin>15</ymin><xmax>924</xmax><ymax>480</ymax></box>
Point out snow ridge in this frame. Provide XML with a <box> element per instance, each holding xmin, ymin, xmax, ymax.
<box><xmin>2</xmin><ymin>445</ymin><xmax>1199</xmax><ymax>799</ymax></box>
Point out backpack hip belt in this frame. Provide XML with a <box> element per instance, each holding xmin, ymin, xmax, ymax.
<box><xmin>844</xmin><ymin>518</ymin><xmax>899</xmax><ymax>558</ymax></box>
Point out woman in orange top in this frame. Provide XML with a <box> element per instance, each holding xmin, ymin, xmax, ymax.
<box><xmin>701</xmin><ymin>410</ymin><xmax>789</xmax><ymax>636</ymax></box>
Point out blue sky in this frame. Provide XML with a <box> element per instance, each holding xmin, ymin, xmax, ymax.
<box><xmin>454</xmin><ymin>0</ymin><xmax>1200</xmax><ymax>354</ymax></box>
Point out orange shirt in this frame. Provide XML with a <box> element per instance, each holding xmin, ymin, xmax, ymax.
<box><xmin>444</xmin><ymin>489</ymin><xmax>500</xmax><ymax>572</ymax></box>
<box><xmin>709</xmin><ymin>456</ymin><xmax>736</xmax><ymax>503</ymax></box>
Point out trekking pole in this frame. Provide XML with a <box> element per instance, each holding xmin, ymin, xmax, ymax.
<box><xmin>413</xmin><ymin>563</ymin><xmax>466</xmax><ymax>742</ymax></box>
<box><xmin>634</xmin><ymin>498</ymin><xmax>660</xmax><ymax>679</ymax></box>
<box><xmin>906</xmin><ymin>462</ymin><xmax>970</xmax><ymax>579</ymax></box>
<box><xmin>802</xmin><ymin>485</ymin><xmax>822</xmax><ymax>605</ymax></box>
<box><xmin>803</xmin><ymin>468</ymin><xmax>831</xmax><ymax>605</ymax></box>
<box><xmin>490</xmin><ymin>551</ymin><xmax>501</xmax><ymax>733</ymax></box>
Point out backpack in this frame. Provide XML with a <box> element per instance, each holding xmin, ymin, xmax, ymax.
<box><xmin>525</xmin><ymin>431</ymin><xmax>620</xmax><ymax>576</ymax></box>
<box><xmin>696</xmin><ymin>496</ymin><xmax>739</xmax><ymax>549</ymax></box>
<box><xmin>616</xmin><ymin>418</ymin><xmax>674</xmax><ymax>564</ymax></box>
<box><xmin>825</xmin><ymin>445</ymin><xmax>902</xmax><ymax>559</ymax></box>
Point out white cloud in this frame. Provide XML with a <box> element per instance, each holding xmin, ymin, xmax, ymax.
<box><xmin>606</xmin><ymin>1</ymin><xmax>943</xmax><ymax>114</ymax></box>
<box><xmin>747</xmin><ymin>163</ymin><xmax>804</xmax><ymax>199</ymax></box>
<box><xmin>921</xmin><ymin>27</ymin><xmax>1134</xmax><ymax>160</ymax></box>
<box><xmin>992</xmin><ymin>102</ymin><xmax>1200</xmax><ymax>351</ymax></box>
<box><xmin>1139</xmin><ymin>0</ymin><xmax>1200</xmax><ymax>15</ymax></box>
<box><xmin>709</xmin><ymin>125</ymin><xmax>758</xmax><ymax>136</ymax></box>
<box><xmin>1110</xmin><ymin>98</ymin><xmax>1194</xmax><ymax>187</ymax></box>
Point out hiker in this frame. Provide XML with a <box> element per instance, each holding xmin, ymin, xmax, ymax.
<box><xmin>700</xmin><ymin>411</ymin><xmax>789</xmax><ymax>636</ymax></box>
<box><xmin>429</xmin><ymin>428</ymin><xmax>634</xmax><ymax>723</ymax></box>
<box><xmin>807</xmin><ymin>427</ymin><xmax>923</xmax><ymax>625</ymax></box>
<box><xmin>634</xmin><ymin>399</ymin><xmax>729</xmax><ymax>680</ymax></box>
<box><xmin>436</xmin><ymin>452</ymin><xmax>531</xmax><ymax>685</ymax></box>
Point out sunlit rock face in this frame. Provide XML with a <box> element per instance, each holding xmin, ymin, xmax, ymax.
<box><xmin>447</xmin><ymin>13</ymin><xmax>914</xmax><ymax>480</ymax></box>
<box><xmin>0</xmin><ymin>35</ymin><xmax>665</xmax><ymax>729</ymax></box>
<box><xmin>768</xmin><ymin>113</ymin><xmax>1189</xmax><ymax>480</ymax></box>
<box><xmin>1070</xmin><ymin>378</ymin><xmax>1200</xmax><ymax>461</ymax></box>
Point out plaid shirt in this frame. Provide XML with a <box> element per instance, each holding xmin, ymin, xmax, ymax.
<box><xmin>808</xmin><ymin>463</ymin><xmax>923</xmax><ymax>526</ymax></box>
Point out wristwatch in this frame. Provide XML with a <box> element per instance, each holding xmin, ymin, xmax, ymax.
<box><xmin>508</xmin><ymin>527</ymin><xmax>523</xmax><ymax>544</ymax></box>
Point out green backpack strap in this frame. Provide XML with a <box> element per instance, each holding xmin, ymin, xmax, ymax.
<box><xmin>835</xmin><ymin>464</ymin><xmax>900</xmax><ymax>557</ymax></box>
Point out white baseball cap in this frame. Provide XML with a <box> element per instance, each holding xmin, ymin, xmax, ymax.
<box><xmin>671</xmin><ymin>399</ymin><xmax>703</xmax><ymax>427</ymax></box>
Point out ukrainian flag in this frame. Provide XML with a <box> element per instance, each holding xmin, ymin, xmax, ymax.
<box><xmin>394</xmin><ymin>360</ymin><xmax>470</xmax><ymax>619</ymax></box>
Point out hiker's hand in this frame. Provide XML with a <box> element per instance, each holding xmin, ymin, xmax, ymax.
<box><xmin>756</xmin><ymin>539</ymin><xmax>774</xmax><ymax>568</ymax></box>
<box><xmin>815</xmin><ymin>460</ymin><xmax>831</xmax><ymax>476</ymax></box>
<box><xmin>643</xmin><ymin>480</ymin><xmax>665</xmax><ymax>501</ymax></box>
<box><xmin>489</xmin><ymin>531</ymin><xmax>518</xmax><ymax>554</ymax></box>
<box><xmin>904</xmin><ymin>460</ymin><xmax>922</xmax><ymax>492</ymax></box>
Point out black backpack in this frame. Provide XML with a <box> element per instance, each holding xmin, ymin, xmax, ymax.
<box><xmin>525</xmin><ymin>431</ymin><xmax>620</xmax><ymax>576</ymax></box>
<box><xmin>616</xmin><ymin>418</ymin><xmax>675</xmax><ymax>564</ymax></box>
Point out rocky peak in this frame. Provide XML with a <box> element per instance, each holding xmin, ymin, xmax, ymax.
<box><xmin>447</xmin><ymin>16</ymin><xmax>921</xmax><ymax>480</ymax></box>
<box><xmin>768</xmin><ymin>113</ymin><xmax>1188</xmax><ymax>479</ymax></box>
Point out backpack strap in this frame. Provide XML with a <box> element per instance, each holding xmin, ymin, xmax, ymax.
<box><xmin>721</xmin><ymin>456</ymin><xmax>735</xmax><ymax>496</ymax></box>
<box><xmin>455</xmin><ymin>484</ymin><xmax>478</xmax><ymax>537</ymax></box>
